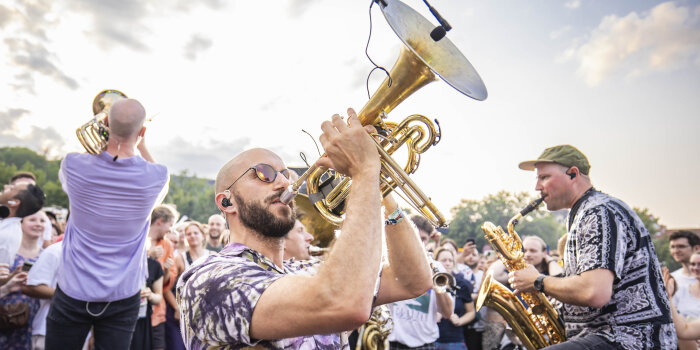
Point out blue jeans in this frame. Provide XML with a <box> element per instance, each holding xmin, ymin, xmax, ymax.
<box><xmin>45</xmin><ymin>285</ymin><xmax>140</xmax><ymax>350</ymax></box>
<box><xmin>542</xmin><ymin>334</ymin><xmax>620</xmax><ymax>350</ymax></box>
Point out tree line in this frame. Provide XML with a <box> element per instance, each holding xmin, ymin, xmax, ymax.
<box><xmin>0</xmin><ymin>146</ymin><xmax>677</xmax><ymax>268</ymax></box>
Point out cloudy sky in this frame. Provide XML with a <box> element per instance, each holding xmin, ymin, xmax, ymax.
<box><xmin>1</xmin><ymin>0</ymin><xmax>699</xmax><ymax>228</ymax></box>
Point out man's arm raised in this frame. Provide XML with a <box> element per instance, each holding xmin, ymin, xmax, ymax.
<box><xmin>373</xmin><ymin>194</ymin><xmax>432</xmax><ymax>306</ymax></box>
<box><xmin>250</xmin><ymin>109</ymin><xmax>384</xmax><ymax>339</ymax></box>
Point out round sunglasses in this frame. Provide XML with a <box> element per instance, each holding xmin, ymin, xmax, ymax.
<box><xmin>225</xmin><ymin>163</ymin><xmax>291</xmax><ymax>191</ymax></box>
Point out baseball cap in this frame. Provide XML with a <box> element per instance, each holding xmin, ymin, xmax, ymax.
<box><xmin>518</xmin><ymin>145</ymin><xmax>591</xmax><ymax>175</ymax></box>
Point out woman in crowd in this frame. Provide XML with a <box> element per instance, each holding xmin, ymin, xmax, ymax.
<box><xmin>165</xmin><ymin>221</ymin><xmax>213</xmax><ymax>350</ymax></box>
<box><xmin>434</xmin><ymin>247</ymin><xmax>476</xmax><ymax>350</ymax></box>
<box><xmin>522</xmin><ymin>236</ymin><xmax>562</xmax><ymax>276</ymax></box>
<box><xmin>169</xmin><ymin>222</ymin><xmax>188</xmax><ymax>257</ymax></box>
<box><xmin>664</xmin><ymin>252</ymin><xmax>700</xmax><ymax>346</ymax></box>
<box><xmin>129</xmin><ymin>256</ymin><xmax>163</xmax><ymax>350</ymax></box>
<box><xmin>0</xmin><ymin>211</ymin><xmax>44</xmax><ymax>349</ymax></box>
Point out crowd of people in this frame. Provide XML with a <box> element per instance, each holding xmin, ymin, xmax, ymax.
<box><xmin>0</xmin><ymin>97</ymin><xmax>698</xmax><ymax>350</ymax></box>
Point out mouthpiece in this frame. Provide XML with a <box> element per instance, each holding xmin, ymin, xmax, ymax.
<box><xmin>519</xmin><ymin>197</ymin><xmax>544</xmax><ymax>217</ymax></box>
<box><xmin>279</xmin><ymin>186</ymin><xmax>297</xmax><ymax>205</ymax></box>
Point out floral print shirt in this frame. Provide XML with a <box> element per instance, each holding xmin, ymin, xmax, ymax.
<box><xmin>562</xmin><ymin>190</ymin><xmax>676</xmax><ymax>350</ymax></box>
<box><xmin>177</xmin><ymin>242</ymin><xmax>347</xmax><ymax>350</ymax></box>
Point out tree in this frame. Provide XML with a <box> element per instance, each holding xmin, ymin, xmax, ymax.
<box><xmin>634</xmin><ymin>207</ymin><xmax>679</xmax><ymax>271</ymax></box>
<box><xmin>0</xmin><ymin>147</ymin><xmax>68</xmax><ymax>208</ymax></box>
<box><xmin>447</xmin><ymin>191</ymin><xmax>565</xmax><ymax>251</ymax></box>
<box><xmin>164</xmin><ymin>170</ymin><xmax>217</xmax><ymax>223</ymax></box>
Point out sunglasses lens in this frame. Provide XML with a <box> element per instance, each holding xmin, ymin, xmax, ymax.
<box><xmin>255</xmin><ymin>164</ymin><xmax>277</xmax><ymax>182</ymax></box>
<box><xmin>280</xmin><ymin>169</ymin><xmax>290</xmax><ymax>179</ymax></box>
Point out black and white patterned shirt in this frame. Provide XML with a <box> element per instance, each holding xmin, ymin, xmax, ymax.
<box><xmin>562</xmin><ymin>190</ymin><xmax>676</xmax><ymax>350</ymax></box>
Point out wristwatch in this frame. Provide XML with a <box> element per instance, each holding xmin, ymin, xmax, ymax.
<box><xmin>534</xmin><ymin>274</ymin><xmax>546</xmax><ymax>293</ymax></box>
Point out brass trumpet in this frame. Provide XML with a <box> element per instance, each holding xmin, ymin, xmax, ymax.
<box><xmin>280</xmin><ymin>0</ymin><xmax>486</xmax><ymax>228</ymax></box>
<box><xmin>76</xmin><ymin>89</ymin><xmax>127</xmax><ymax>154</ymax></box>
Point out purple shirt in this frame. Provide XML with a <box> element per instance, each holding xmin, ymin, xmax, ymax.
<box><xmin>59</xmin><ymin>151</ymin><xmax>169</xmax><ymax>302</ymax></box>
<box><xmin>177</xmin><ymin>243</ymin><xmax>346</xmax><ymax>349</ymax></box>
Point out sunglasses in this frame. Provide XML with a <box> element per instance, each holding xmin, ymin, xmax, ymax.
<box><xmin>225</xmin><ymin>163</ymin><xmax>291</xmax><ymax>191</ymax></box>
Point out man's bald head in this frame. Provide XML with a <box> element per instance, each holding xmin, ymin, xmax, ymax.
<box><xmin>108</xmin><ymin>99</ymin><xmax>146</xmax><ymax>139</ymax></box>
<box><xmin>215</xmin><ymin>148</ymin><xmax>285</xmax><ymax>193</ymax></box>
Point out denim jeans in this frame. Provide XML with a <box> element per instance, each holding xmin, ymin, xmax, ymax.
<box><xmin>45</xmin><ymin>285</ymin><xmax>140</xmax><ymax>350</ymax></box>
<box><xmin>542</xmin><ymin>334</ymin><xmax>621</xmax><ymax>350</ymax></box>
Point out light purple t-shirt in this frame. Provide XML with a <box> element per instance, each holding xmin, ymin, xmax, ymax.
<box><xmin>59</xmin><ymin>151</ymin><xmax>169</xmax><ymax>302</ymax></box>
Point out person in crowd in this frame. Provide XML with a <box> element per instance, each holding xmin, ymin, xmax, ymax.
<box><xmin>147</xmin><ymin>205</ymin><xmax>177</xmax><ymax>350</ymax></box>
<box><xmin>509</xmin><ymin>144</ymin><xmax>675</xmax><ymax>349</ymax></box>
<box><xmin>178</xmin><ymin>110</ymin><xmax>433</xmax><ymax>348</ymax></box>
<box><xmin>460</xmin><ymin>242</ymin><xmax>484</xmax><ymax>350</ymax></box>
<box><xmin>522</xmin><ymin>235</ymin><xmax>563</xmax><ymax>276</ymax></box>
<box><xmin>129</xmin><ymin>256</ymin><xmax>163</xmax><ymax>350</ymax></box>
<box><xmin>167</xmin><ymin>221</ymin><xmax>213</xmax><ymax>350</ymax></box>
<box><xmin>23</xmin><ymin>240</ymin><xmax>62</xmax><ymax>350</ymax></box>
<box><xmin>670</xmin><ymin>230</ymin><xmax>700</xmax><ymax>290</ymax></box>
<box><xmin>283</xmin><ymin>216</ymin><xmax>314</xmax><ymax>261</ymax></box>
<box><xmin>9</xmin><ymin>172</ymin><xmax>36</xmax><ymax>186</ymax></box>
<box><xmin>206</xmin><ymin>214</ymin><xmax>226</xmax><ymax>253</ymax></box>
<box><xmin>46</xmin><ymin>98</ymin><xmax>169</xmax><ymax>350</ymax></box>
<box><xmin>168</xmin><ymin>223</ymin><xmax>188</xmax><ymax>257</ymax></box>
<box><xmin>0</xmin><ymin>211</ymin><xmax>45</xmax><ymax>348</ymax></box>
<box><xmin>556</xmin><ymin>234</ymin><xmax>567</xmax><ymax>263</ymax></box>
<box><xmin>0</xmin><ymin>272</ymin><xmax>26</xmax><ymax>298</ymax></box>
<box><xmin>434</xmin><ymin>247</ymin><xmax>475</xmax><ymax>350</ymax></box>
<box><xmin>387</xmin><ymin>214</ymin><xmax>454</xmax><ymax>350</ymax></box>
<box><xmin>481</xmin><ymin>258</ymin><xmax>509</xmax><ymax>350</ymax></box>
<box><xmin>664</xmin><ymin>265</ymin><xmax>700</xmax><ymax>342</ymax></box>
<box><xmin>669</xmin><ymin>248</ymin><xmax>700</xmax><ymax>350</ymax></box>
<box><xmin>0</xmin><ymin>182</ymin><xmax>45</xmax><ymax>268</ymax></box>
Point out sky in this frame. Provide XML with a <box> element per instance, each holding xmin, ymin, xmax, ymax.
<box><xmin>1</xmin><ymin>0</ymin><xmax>699</xmax><ymax>229</ymax></box>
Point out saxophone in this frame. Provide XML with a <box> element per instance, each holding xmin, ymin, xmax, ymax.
<box><xmin>475</xmin><ymin>198</ymin><xmax>566</xmax><ymax>350</ymax></box>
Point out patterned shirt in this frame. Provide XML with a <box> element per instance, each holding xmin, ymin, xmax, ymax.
<box><xmin>177</xmin><ymin>242</ymin><xmax>347</xmax><ymax>350</ymax></box>
<box><xmin>562</xmin><ymin>190</ymin><xmax>676</xmax><ymax>350</ymax></box>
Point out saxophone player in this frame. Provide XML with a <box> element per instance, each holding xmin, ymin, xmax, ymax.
<box><xmin>508</xmin><ymin>145</ymin><xmax>675</xmax><ymax>350</ymax></box>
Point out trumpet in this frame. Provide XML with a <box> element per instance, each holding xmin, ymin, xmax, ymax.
<box><xmin>280</xmin><ymin>0</ymin><xmax>486</xmax><ymax>229</ymax></box>
<box><xmin>76</xmin><ymin>89</ymin><xmax>127</xmax><ymax>154</ymax></box>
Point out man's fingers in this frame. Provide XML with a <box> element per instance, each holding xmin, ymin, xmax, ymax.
<box><xmin>331</xmin><ymin>113</ymin><xmax>349</xmax><ymax>131</ymax></box>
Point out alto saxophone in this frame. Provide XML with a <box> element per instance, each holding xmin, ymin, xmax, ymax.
<box><xmin>475</xmin><ymin>198</ymin><xmax>566</xmax><ymax>350</ymax></box>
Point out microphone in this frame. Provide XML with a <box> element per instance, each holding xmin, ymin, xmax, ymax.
<box><xmin>423</xmin><ymin>0</ymin><xmax>452</xmax><ymax>42</ymax></box>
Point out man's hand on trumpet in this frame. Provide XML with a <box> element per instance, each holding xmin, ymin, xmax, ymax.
<box><xmin>315</xmin><ymin>108</ymin><xmax>380</xmax><ymax>179</ymax></box>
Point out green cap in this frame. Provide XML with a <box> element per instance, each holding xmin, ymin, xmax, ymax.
<box><xmin>518</xmin><ymin>145</ymin><xmax>591</xmax><ymax>175</ymax></box>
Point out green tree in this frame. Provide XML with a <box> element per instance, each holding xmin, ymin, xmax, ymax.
<box><xmin>447</xmin><ymin>191</ymin><xmax>565</xmax><ymax>250</ymax></box>
<box><xmin>634</xmin><ymin>207</ymin><xmax>679</xmax><ymax>270</ymax></box>
<box><xmin>164</xmin><ymin>170</ymin><xmax>217</xmax><ymax>223</ymax></box>
<box><xmin>0</xmin><ymin>147</ymin><xmax>67</xmax><ymax>208</ymax></box>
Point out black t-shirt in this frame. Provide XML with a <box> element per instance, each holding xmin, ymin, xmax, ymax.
<box><xmin>437</xmin><ymin>272</ymin><xmax>474</xmax><ymax>343</ymax></box>
<box><xmin>146</xmin><ymin>257</ymin><xmax>164</xmax><ymax>314</ymax></box>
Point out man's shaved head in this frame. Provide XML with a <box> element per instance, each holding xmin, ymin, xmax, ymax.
<box><xmin>215</xmin><ymin>148</ymin><xmax>285</xmax><ymax>193</ymax></box>
<box><xmin>108</xmin><ymin>99</ymin><xmax>146</xmax><ymax>139</ymax></box>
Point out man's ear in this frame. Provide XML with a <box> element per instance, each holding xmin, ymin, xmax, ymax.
<box><xmin>139</xmin><ymin>126</ymin><xmax>146</xmax><ymax>138</ymax></box>
<box><xmin>215</xmin><ymin>192</ymin><xmax>236</xmax><ymax>214</ymax></box>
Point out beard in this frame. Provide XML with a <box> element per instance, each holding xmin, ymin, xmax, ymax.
<box><xmin>234</xmin><ymin>190</ymin><xmax>296</xmax><ymax>238</ymax></box>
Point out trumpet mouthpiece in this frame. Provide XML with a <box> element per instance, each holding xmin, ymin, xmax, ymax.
<box><xmin>280</xmin><ymin>187</ymin><xmax>297</xmax><ymax>205</ymax></box>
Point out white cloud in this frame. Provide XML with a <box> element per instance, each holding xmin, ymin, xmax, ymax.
<box><xmin>0</xmin><ymin>108</ymin><xmax>65</xmax><ymax>157</ymax></box>
<box><xmin>561</xmin><ymin>1</ymin><xmax>700</xmax><ymax>86</ymax></box>
<box><xmin>565</xmin><ymin>0</ymin><xmax>581</xmax><ymax>10</ymax></box>
<box><xmin>550</xmin><ymin>25</ymin><xmax>572</xmax><ymax>40</ymax></box>
<box><xmin>183</xmin><ymin>34</ymin><xmax>213</xmax><ymax>61</ymax></box>
<box><xmin>153</xmin><ymin>136</ymin><xmax>251</xmax><ymax>179</ymax></box>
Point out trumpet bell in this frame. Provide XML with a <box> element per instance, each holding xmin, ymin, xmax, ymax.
<box><xmin>379</xmin><ymin>0</ymin><xmax>487</xmax><ymax>100</ymax></box>
<box><xmin>77</xmin><ymin>89</ymin><xmax>127</xmax><ymax>155</ymax></box>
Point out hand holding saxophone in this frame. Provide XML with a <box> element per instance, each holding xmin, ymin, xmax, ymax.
<box><xmin>508</xmin><ymin>264</ymin><xmax>541</xmax><ymax>295</ymax></box>
<box><xmin>315</xmin><ymin>108</ymin><xmax>381</xmax><ymax>178</ymax></box>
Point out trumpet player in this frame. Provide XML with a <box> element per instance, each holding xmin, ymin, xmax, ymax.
<box><xmin>47</xmin><ymin>98</ymin><xmax>170</xmax><ymax>350</ymax></box>
<box><xmin>508</xmin><ymin>145</ymin><xmax>675</xmax><ymax>350</ymax></box>
<box><xmin>177</xmin><ymin>109</ymin><xmax>433</xmax><ymax>349</ymax></box>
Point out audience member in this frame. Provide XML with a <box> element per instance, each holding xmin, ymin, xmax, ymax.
<box><xmin>205</xmin><ymin>214</ymin><xmax>226</xmax><ymax>253</ymax></box>
<box><xmin>0</xmin><ymin>211</ymin><xmax>44</xmax><ymax>348</ymax></box>
<box><xmin>283</xmin><ymin>218</ymin><xmax>313</xmax><ymax>261</ymax></box>
<box><xmin>9</xmin><ymin>172</ymin><xmax>36</xmax><ymax>186</ymax></box>
<box><xmin>0</xmin><ymin>182</ymin><xmax>45</xmax><ymax>267</ymax></box>
<box><xmin>23</xmin><ymin>241</ymin><xmax>63</xmax><ymax>350</ymax></box>
<box><xmin>387</xmin><ymin>215</ymin><xmax>454</xmax><ymax>350</ymax></box>
<box><xmin>148</xmin><ymin>205</ymin><xmax>177</xmax><ymax>350</ymax></box>
<box><xmin>522</xmin><ymin>235</ymin><xmax>563</xmax><ymax>276</ymax></box>
<box><xmin>435</xmin><ymin>247</ymin><xmax>475</xmax><ymax>350</ymax></box>
<box><xmin>130</xmin><ymin>256</ymin><xmax>163</xmax><ymax>350</ymax></box>
<box><xmin>664</xmin><ymin>267</ymin><xmax>700</xmax><ymax>342</ymax></box>
<box><xmin>670</xmin><ymin>230</ymin><xmax>700</xmax><ymax>290</ymax></box>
